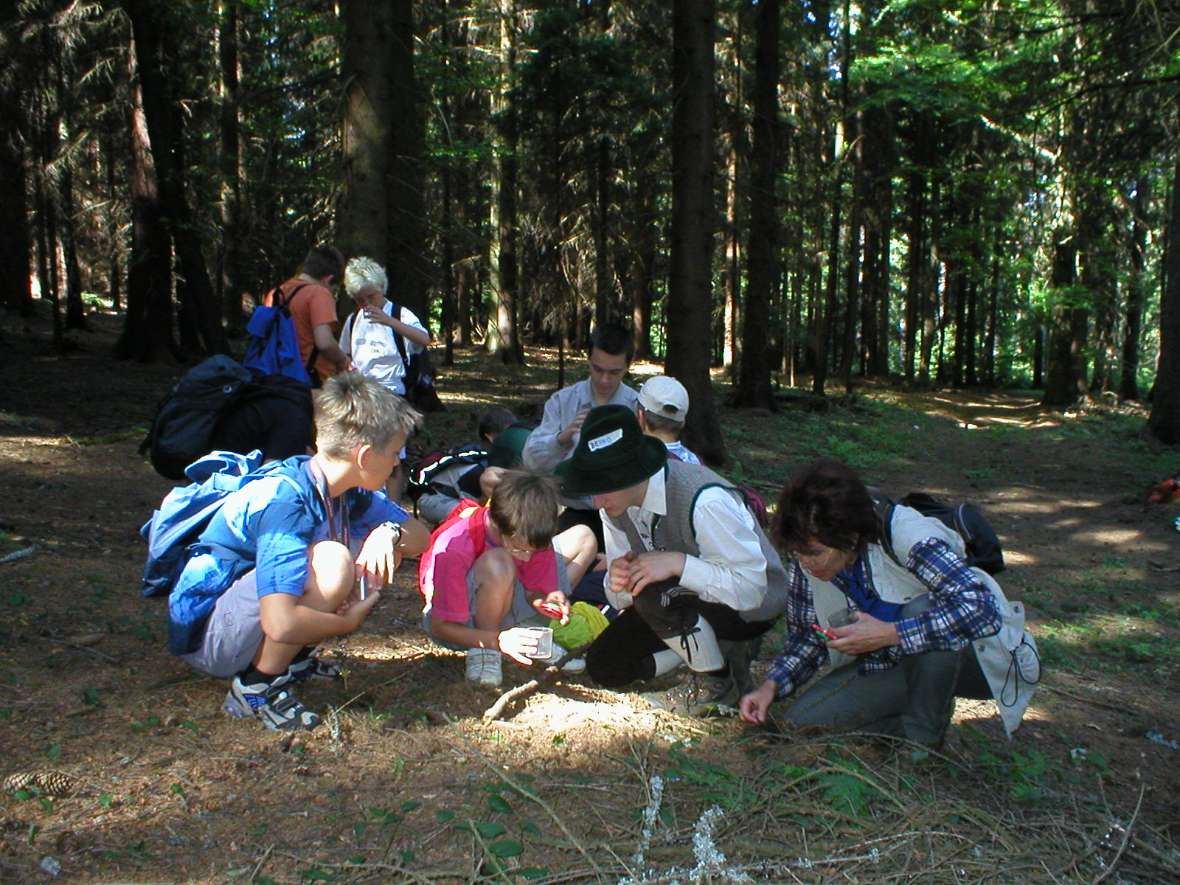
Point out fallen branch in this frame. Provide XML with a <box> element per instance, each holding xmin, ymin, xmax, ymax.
<box><xmin>47</xmin><ymin>636</ymin><xmax>119</xmax><ymax>664</ymax></box>
<box><xmin>482</xmin><ymin>645</ymin><xmax>588</xmax><ymax>722</ymax></box>
<box><xmin>483</xmin><ymin>677</ymin><xmax>542</xmax><ymax>722</ymax></box>
<box><xmin>0</xmin><ymin>544</ymin><xmax>38</xmax><ymax>565</ymax></box>
<box><xmin>1091</xmin><ymin>785</ymin><xmax>1145</xmax><ymax>885</ymax></box>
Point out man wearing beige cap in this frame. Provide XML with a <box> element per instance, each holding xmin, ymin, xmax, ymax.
<box><xmin>637</xmin><ymin>375</ymin><xmax>700</xmax><ymax>465</ymax></box>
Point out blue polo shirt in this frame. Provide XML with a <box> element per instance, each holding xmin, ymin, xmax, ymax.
<box><xmin>167</xmin><ymin>455</ymin><xmax>407</xmax><ymax>655</ymax></box>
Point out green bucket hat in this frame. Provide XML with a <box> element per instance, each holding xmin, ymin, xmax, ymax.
<box><xmin>557</xmin><ymin>404</ymin><xmax>667</xmax><ymax>497</ymax></box>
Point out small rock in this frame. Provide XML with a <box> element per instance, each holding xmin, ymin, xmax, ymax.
<box><xmin>40</xmin><ymin>856</ymin><xmax>62</xmax><ymax>877</ymax></box>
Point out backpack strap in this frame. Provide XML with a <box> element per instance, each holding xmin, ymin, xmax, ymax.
<box><xmin>274</xmin><ymin>283</ymin><xmax>321</xmax><ymax>381</ymax></box>
<box><xmin>387</xmin><ymin>301</ymin><xmax>411</xmax><ymax>374</ymax></box>
<box><xmin>870</xmin><ymin>493</ymin><xmax>904</xmax><ymax>570</ymax></box>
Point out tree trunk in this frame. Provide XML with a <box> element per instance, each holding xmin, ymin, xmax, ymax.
<box><xmin>903</xmin><ymin>164</ymin><xmax>925</xmax><ymax>381</ymax></box>
<box><xmin>667</xmin><ymin>0</ymin><xmax>724</xmax><ymax>464</ymax></box>
<box><xmin>1147</xmin><ymin>154</ymin><xmax>1180</xmax><ymax>443</ymax></box>
<box><xmin>1121</xmin><ymin>176</ymin><xmax>1149</xmax><ymax>400</ymax></box>
<box><xmin>217</xmin><ymin>0</ymin><xmax>244</xmax><ymax>331</ymax></box>
<box><xmin>118</xmin><ymin>30</ymin><xmax>176</xmax><ymax>362</ymax></box>
<box><xmin>734</xmin><ymin>0</ymin><xmax>778</xmax><ymax>410</ymax></box>
<box><xmin>1080</xmin><ymin>183</ymin><xmax>1117</xmax><ymax>394</ymax></box>
<box><xmin>722</xmin><ymin>132</ymin><xmax>740</xmax><ymax>380</ymax></box>
<box><xmin>338</xmin><ymin>0</ymin><xmax>392</xmax><ymax>263</ymax></box>
<box><xmin>487</xmin><ymin>0</ymin><xmax>523</xmax><ymax>363</ymax></box>
<box><xmin>985</xmin><ymin>224</ymin><xmax>1000</xmax><ymax>386</ymax></box>
<box><xmin>1042</xmin><ymin>230</ymin><xmax>1088</xmax><ymax>407</ymax></box>
<box><xmin>387</xmin><ymin>0</ymin><xmax>429</xmax><ymax>319</ymax></box>
<box><xmin>59</xmin><ymin>161</ymin><xmax>86</xmax><ymax>330</ymax></box>
<box><xmin>629</xmin><ymin>164</ymin><xmax>656</xmax><ymax>360</ymax></box>
<box><xmin>123</xmin><ymin>0</ymin><xmax>225</xmax><ymax>357</ymax></box>
<box><xmin>0</xmin><ymin>79</ymin><xmax>32</xmax><ymax>315</ymax></box>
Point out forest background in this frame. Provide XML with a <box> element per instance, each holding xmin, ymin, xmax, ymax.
<box><xmin>2</xmin><ymin>0</ymin><xmax>1180</xmax><ymax>461</ymax></box>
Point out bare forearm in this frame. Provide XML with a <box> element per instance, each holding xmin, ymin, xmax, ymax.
<box><xmin>319</xmin><ymin>342</ymin><xmax>351</xmax><ymax>370</ymax></box>
<box><xmin>391</xmin><ymin>320</ymin><xmax>430</xmax><ymax>348</ymax></box>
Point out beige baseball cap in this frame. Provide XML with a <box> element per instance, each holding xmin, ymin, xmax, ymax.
<box><xmin>638</xmin><ymin>375</ymin><xmax>689</xmax><ymax>423</ymax></box>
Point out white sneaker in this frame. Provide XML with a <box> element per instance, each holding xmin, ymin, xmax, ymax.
<box><xmin>540</xmin><ymin>646</ymin><xmax>586</xmax><ymax>674</ymax></box>
<box><xmin>466</xmin><ymin>648</ymin><xmax>502</xmax><ymax>686</ymax></box>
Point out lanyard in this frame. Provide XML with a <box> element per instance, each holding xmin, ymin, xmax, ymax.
<box><xmin>306</xmin><ymin>459</ymin><xmax>349</xmax><ymax>548</ymax></box>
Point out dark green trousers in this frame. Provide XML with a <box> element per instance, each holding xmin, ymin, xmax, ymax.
<box><xmin>783</xmin><ymin>596</ymin><xmax>990</xmax><ymax>747</ymax></box>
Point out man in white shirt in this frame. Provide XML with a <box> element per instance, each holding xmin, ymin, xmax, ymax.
<box><xmin>522</xmin><ymin>324</ymin><xmax>639</xmax><ymax>548</ymax></box>
<box><xmin>557</xmin><ymin>406</ymin><xmax>788</xmax><ymax>714</ymax></box>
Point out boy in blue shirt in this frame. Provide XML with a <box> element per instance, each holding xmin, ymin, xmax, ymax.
<box><xmin>167</xmin><ymin>373</ymin><xmax>429</xmax><ymax>730</ymax></box>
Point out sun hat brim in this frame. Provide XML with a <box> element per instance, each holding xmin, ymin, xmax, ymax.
<box><xmin>557</xmin><ymin>434</ymin><xmax>668</xmax><ymax>497</ymax></box>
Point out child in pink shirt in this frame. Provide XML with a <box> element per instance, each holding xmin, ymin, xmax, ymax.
<box><xmin>418</xmin><ymin>471</ymin><xmax>597</xmax><ymax>686</ymax></box>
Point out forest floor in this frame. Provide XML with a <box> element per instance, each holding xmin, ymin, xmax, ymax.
<box><xmin>1</xmin><ymin>301</ymin><xmax>1180</xmax><ymax>884</ymax></box>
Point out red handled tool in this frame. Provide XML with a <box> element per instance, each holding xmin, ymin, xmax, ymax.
<box><xmin>811</xmin><ymin>623</ymin><xmax>837</xmax><ymax>641</ymax></box>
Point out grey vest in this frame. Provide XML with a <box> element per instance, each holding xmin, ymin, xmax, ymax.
<box><xmin>606</xmin><ymin>461</ymin><xmax>788</xmax><ymax>622</ymax></box>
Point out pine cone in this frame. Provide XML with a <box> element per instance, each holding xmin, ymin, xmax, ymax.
<box><xmin>36</xmin><ymin>771</ymin><xmax>78</xmax><ymax>797</ymax></box>
<box><xmin>3</xmin><ymin>772</ymin><xmax>35</xmax><ymax>792</ymax></box>
<box><xmin>3</xmin><ymin>770</ymin><xmax>78</xmax><ymax>797</ymax></box>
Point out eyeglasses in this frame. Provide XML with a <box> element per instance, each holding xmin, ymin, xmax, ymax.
<box><xmin>501</xmin><ymin>535</ymin><xmax>537</xmax><ymax>559</ymax></box>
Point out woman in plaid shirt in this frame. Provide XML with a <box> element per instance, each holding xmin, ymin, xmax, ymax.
<box><xmin>740</xmin><ymin>459</ymin><xmax>1039</xmax><ymax>747</ymax></box>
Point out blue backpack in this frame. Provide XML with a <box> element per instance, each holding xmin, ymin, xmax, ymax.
<box><xmin>242</xmin><ymin>283</ymin><xmax>316</xmax><ymax>385</ymax></box>
<box><xmin>139</xmin><ymin>450</ymin><xmax>298</xmax><ymax>599</ymax></box>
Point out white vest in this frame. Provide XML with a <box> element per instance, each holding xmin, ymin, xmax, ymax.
<box><xmin>809</xmin><ymin>505</ymin><xmax>1040</xmax><ymax>738</ymax></box>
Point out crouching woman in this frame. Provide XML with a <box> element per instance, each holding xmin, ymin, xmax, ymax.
<box><xmin>740</xmin><ymin>459</ymin><xmax>1040</xmax><ymax>747</ymax></box>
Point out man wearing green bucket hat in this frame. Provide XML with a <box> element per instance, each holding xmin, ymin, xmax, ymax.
<box><xmin>557</xmin><ymin>405</ymin><xmax>788</xmax><ymax>714</ymax></box>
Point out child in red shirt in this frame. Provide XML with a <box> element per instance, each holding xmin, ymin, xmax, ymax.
<box><xmin>419</xmin><ymin>471</ymin><xmax>597</xmax><ymax>686</ymax></box>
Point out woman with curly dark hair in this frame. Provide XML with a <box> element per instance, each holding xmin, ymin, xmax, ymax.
<box><xmin>740</xmin><ymin>459</ymin><xmax>1039</xmax><ymax>747</ymax></box>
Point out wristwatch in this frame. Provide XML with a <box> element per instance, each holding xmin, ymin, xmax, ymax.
<box><xmin>382</xmin><ymin>521</ymin><xmax>405</xmax><ymax>548</ymax></box>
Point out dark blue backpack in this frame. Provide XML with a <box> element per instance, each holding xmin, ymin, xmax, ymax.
<box><xmin>139</xmin><ymin>450</ymin><xmax>297</xmax><ymax>598</ymax></box>
<box><xmin>138</xmin><ymin>355</ymin><xmax>254</xmax><ymax>480</ymax></box>
<box><xmin>243</xmin><ymin>283</ymin><xmax>316</xmax><ymax>385</ymax></box>
<box><xmin>873</xmin><ymin>491</ymin><xmax>1005</xmax><ymax>576</ymax></box>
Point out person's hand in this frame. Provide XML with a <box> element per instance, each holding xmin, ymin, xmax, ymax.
<box><xmin>608</xmin><ymin>551</ymin><xmax>637</xmax><ymax>594</ymax></box>
<box><xmin>362</xmin><ymin>305</ymin><xmax>395</xmax><ymax>327</ymax></box>
<box><xmin>339</xmin><ymin>590</ymin><xmax>381</xmax><ymax>632</ymax></box>
<box><xmin>626</xmin><ymin>551</ymin><xmax>686</xmax><ymax>595</ymax></box>
<box><xmin>533</xmin><ymin>590</ymin><xmax>570</xmax><ymax>625</ymax></box>
<box><xmin>479</xmin><ymin>466</ymin><xmax>507</xmax><ymax>499</ymax></box>
<box><xmin>498</xmin><ymin>626</ymin><xmax>542</xmax><ymax>666</ymax></box>
<box><xmin>739</xmin><ymin>679</ymin><xmax>777</xmax><ymax>724</ymax></box>
<box><xmin>357</xmin><ymin>523</ymin><xmax>404</xmax><ymax>584</ymax></box>
<box><xmin>827</xmin><ymin>611</ymin><xmax>900</xmax><ymax>655</ymax></box>
<box><xmin>557</xmin><ymin>407</ymin><xmax>590</xmax><ymax>446</ymax></box>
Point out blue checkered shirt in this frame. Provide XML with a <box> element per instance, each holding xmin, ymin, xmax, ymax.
<box><xmin>765</xmin><ymin>537</ymin><xmax>1001</xmax><ymax>698</ymax></box>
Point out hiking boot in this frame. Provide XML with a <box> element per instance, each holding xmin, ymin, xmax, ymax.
<box><xmin>223</xmin><ymin>674</ymin><xmax>321</xmax><ymax>731</ymax></box>
<box><xmin>718</xmin><ymin>637</ymin><xmax>761</xmax><ymax>697</ymax></box>
<box><xmin>641</xmin><ymin>669</ymin><xmax>742</xmax><ymax>718</ymax></box>
<box><xmin>466</xmin><ymin>648</ymin><xmax>503</xmax><ymax>687</ymax></box>
<box><xmin>287</xmin><ymin>652</ymin><xmax>342</xmax><ymax>683</ymax></box>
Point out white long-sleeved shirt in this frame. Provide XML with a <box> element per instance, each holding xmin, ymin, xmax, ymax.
<box><xmin>522</xmin><ymin>378</ymin><xmax>639</xmax><ymax>508</ymax></box>
<box><xmin>522</xmin><ymin>378</ymin><xmax>639</xmax><ymax>473</ymax></box>
<box><xmin>601</xmin><ymin>468</ymin><xmax>768</xmax><ymax>612</ymax></box>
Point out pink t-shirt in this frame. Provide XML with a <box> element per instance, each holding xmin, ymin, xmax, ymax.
<box><xmin>418</xmin><ymin>506</ymin><xmax>560</xmax><ymax>624</ymax></box>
